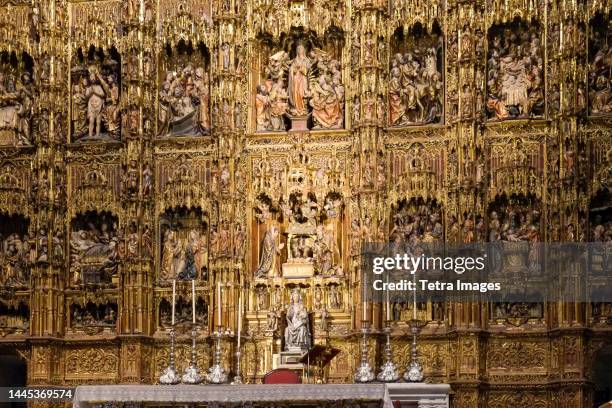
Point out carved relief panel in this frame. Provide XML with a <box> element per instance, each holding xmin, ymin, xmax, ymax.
<box><xmin>254</xmin><ymin>27</ymin><xmax>345</xmax><ymax>132</ymax></box>
<box><xmin>589</xmin><ymin>12</ymin><xmax>612</xmax><ymax>115</ymax></box>
<box><xmin>68</xmin><ymin>299</ymin><xmax>118</xmax><ymax>334</ymax></box>
<box><xmin>486</xmin><ymin>20</ymin><xmax>544</xmax><ymax>120</ymax></box>
<box><xmin>157</xmin><ymin>41</ymin><xmax>211</xmax><ymax>138</ymax></box>
<box><xmin>69</xmin><ymin>211</ymin><xmax>120</xmax><ymax>286</ymax></box>
<box><xmin>70</xmin><ymin>46</ymin><xmax>121</xmax><ymax>143</ymax></box>
<box><xmin>0</xmin><ymin>51</ymin><xmax>34</xmax><ymax>146</ymax></box>
<box><xmin>388</xmin><ymin>22</ymin><xmax>444</xmax><ymax>126</ymax></box>
<box><xmin>158</xmin><ymin>207</ymin><xmax>209</xmax><ymax>282</ymax></box>
<box><xmin>0</xmin><ymin>213</ymin><xmax>32</xmax><ymax>288</ymax></box>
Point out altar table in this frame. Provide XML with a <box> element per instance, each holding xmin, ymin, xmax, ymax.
<box><xmin>73</xmin><ymin>384</ymin><xmax>394</xmax><ymax>408</ymax></box>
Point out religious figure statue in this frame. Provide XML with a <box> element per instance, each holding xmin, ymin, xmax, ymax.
<box><xmin>486</xmin><ymin>24</ymin><xmax>544</xmax><ymax>120</ymax></box>
<box><xmin>160</xmin><ymin>227</ymin><xmax>207</xmax><ymax>281</ymax></box>
<box><xmin>284</xmin><ymin>289</ymin><xmax>311</xmax><ymax>351</ymax></box>
<box><xmin>70</xmin><ymin>217</ymin><xmax>119</xmax><ymax>285</ymax></box>
<box><xmin>0</xmin><ymin>70</ymin><xmax>34</xmax><ymax>146</ymax></box>
<box><xmin>257</xmin><ymin>39</ymin><xmax>344</xmax><ymax>131</ymax></box>
<box><xmin>269</xmin><ymin>78</ymin><xmax>288</xmax><ymax>130</ymax></box>
<box><xmin>266</xmin><ymin>309</ymin><xmax>278</xmax><ymax>332</ymax></box>
<box><xmin>254</xmin><ymin>226</ymin><xmax>284</xmax><ymax>278</ymax></box>
<box><xmin>0</xmin><ymin>232</ymin><xmax>30</xmax><ymax>287</ymax></box>
<box><xmin>388</xmin><ymin>35</ymin><xmax>444</xmax><ymax>126</ymax></box>
<box><xmin>314</xmin><ymin>224</ymin><xmax>341</xmax><ymax>275</ymax></box>
<box><xmin>391</xmin><ymin>200</ymin><xmax>443</xmax><ymax>244</ymax></box>
<box><xmin>589</xmin><ymin>21</ymin><xmax>612</xmax><ymax>114</ymax></box>
<box><xmin>157</xmin><ymin>64</ymin><xmax>210</xmax><ymax>137</ymax></box>
<box><xmin>309</xmin><ymin>51</ymin><xmax>344</xmax><ymax>129</ymax></box>
<box><xmin>288</xmin><ymin>44</ymin><xmax>311</xmax><ymax>116</ymax></box>
<box><xmin>71</xmin><ymin>57</ymin><xmax>121</xmax><ymax>142</ymax></box>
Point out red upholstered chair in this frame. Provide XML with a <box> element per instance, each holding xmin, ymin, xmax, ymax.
<box><xmin>263</xmin><ymin>368</ymin><xmax>301</xmax><ymax>384</ymax></box>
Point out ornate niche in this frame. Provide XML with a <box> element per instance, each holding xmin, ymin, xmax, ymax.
<box><xmin>389</xmin><ymin>198</ymin><xmax>444</xmax><ymax>245</ymax></box>
<box><xmin>0</xmin><ymin>300</ymin><xmax>29</xmax><ymax>336</ymax></box>
<box><xmin>252</xmin><ymin>151</ymin><xmax>347</xmax><ymax>280</ymax></box>
<box><xmin>69</xmin><ymin>211</ymin><xmax>120</xmax><ymax>287</ymax></box>
<box><xmin>0</xmin><ymin>50</ymin><xmax>35</xmax><ymax>146</ymax></box>
<box><xmin>254</xmin><ymin>27</ymin><xmax>345</xmax><ymax>132</ymax></box>
<box><xmin>487</xmin><ymin>194</ymin><xmax>544</xmax><ymax>325</ymax></box>
<box><xmin>68</xmin><ymin>300</ymin><xmax>118</xmax><ymax>334</ymax></box>
<box><xmin>388</xmin><ymin>22</ymin><xmax>444</xmax><ymax>126</ymax></box>
<box><xmin>157</xmin><ymin>40</ymin><xmax>211</xmax><ymax>138</ymax></box>
<box><xmin>0</xmin><ymin>213</ymin><xmax>32</xmax><ymax>288</ymax></box>
<box><xmin>158</xmin><ymin>295</ymin><xmax>208</xmax><ymax>332</ymax></box>
<box><xmin>158</xmin><ymin>207</ymin><xmax>209</xmax><ymax>282</ymax></box>
<box><xmin>70</xmin><ymin>45</ymin><xmax>122</xmax><ymax>143</ymax></box>
<box><xmin>588</xmin><ymin>12</ymin><xmax>612</xmax><ymax>116</ymax></box>
<box><xmin>486</xmin><ymin>19</ymin><xmax>544</xmax><ymax>120</ymax></box>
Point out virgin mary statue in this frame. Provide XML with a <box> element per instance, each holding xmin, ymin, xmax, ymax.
<box><xmin>288</xmin><ymin>44</ymin><xmax>311</xmax><ymax>116</ymax></box>
<box><xmin>284</xmin><ymin>289</ymin><xmax>311</xmax><ymax>351</ymax></box>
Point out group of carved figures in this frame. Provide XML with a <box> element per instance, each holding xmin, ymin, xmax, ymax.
<box><xmin>70</xmin><ymin>220</ymin><xmax>120</xmax><ymax>285</ymax></box>
<box><xmin>589</xmin><ymin>20</ymin><xmax>612</xmax><ymax>115</ymax></box>
<box><xmin>488</xmin><ymin>206</ymin><xmax>540</xmax><ymax>243</ymax></box>
<box><xmin>71</xmin><ymin>62</ymin><xmax>121</xmax><ymax>142</ymax></box>
<box><xmin>159</xmin><ymin>297</ymin><xmax>208</xmax><ymax>327</ymax></box>
<box><xmin>0</xmin><ymin>303</ymin><xmax>29</xmax><ymax>331</ymax></box>
<box><xmin>158</xmin><ymin>64</ymin><xmax>210</xmax><ymax>137</ymax></box>
<box><xmin>256</xmin><ymin>44</ymin><xmax>344</xmax><ymax>131</ymax></box>
<box><xmin>0</xmin><ymin>233</ymin><xmax>31</xmax><ymax>286</ymax></box>
<box><xmin>486</xmin><ymin>24</ymin><xmax>544</xmax><ymax>120</ymax></box>
<box><xmin>255</xmin><ymin>194</ymin><xmax>342</xmax><ymax>278</ymax></box>
<box><xmin>0</xmin><ymin>69</ymin><xmax>33</xmax><ymax>146</ymax></box>
<box><xmin>160</xmin><ymin>228</ymin><xmax>208</xmax><ymax>281</ymax></box>
<box><xmin>388</xmin><ymin>39</ymin><xmax>444</xmax><ymax>125</ymax></box>
<box><xmin>70</xmin><ymin>303</ymin><xmax>117</xmax><ymax>328</ymax></box>
<box><xmin>390</xmin><ymin>203</ymin><xmax>444</xmax><ymax>245</ymax></box>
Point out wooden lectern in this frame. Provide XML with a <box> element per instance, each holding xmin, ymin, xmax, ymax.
<box><xmin>300</xmin><ymin>344</ymin><xmax>341</xmax><ymax>383</ymax></box>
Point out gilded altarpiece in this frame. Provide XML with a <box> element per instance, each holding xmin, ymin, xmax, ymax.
<box><xmin>0</xmin><ymin>0</ymin><xmax>609</xmax><ymax>407</ymax></box>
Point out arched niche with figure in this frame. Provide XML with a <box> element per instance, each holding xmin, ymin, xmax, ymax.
<box><xmin>486</xmin><ymin>18</ymin><xmax>544</xmax><ymax>120</ymax></box>
<box><xmin>388</xmin><ymin>22</ymin><xmax>444</xmax><ymax>126</ymax></box>
<box><xmin>389</xmin><ymin>198</ymin><xmax>444</xmax><ymax>245</ymax></box>
<box><xmin>589</xmin><ymin>11</ymin><xmax>612</xmax><ymax>116</ymax></box>
<box><xmin>68</xmin><ymin>300</ymin><xmax>118</xmax><ymax>333</ymax></box>
<box><xmin>70</xmin><ymin>45</ymin><xmax>121</xmax><ymax>143</ymax></box>
<box><xmin>157</xmin><ymin>40</ymin><xmax>211</xmax><ymax>138</ymax></box>
<box><xmin>254</xmin><ymin>26</ymin><xmax>345</xmax><ymax>132</ymax></box>
<box><xmin>0</xmin><ymin>213</ymin><xmax>32</xmax><ymax>288</ymax></box>
<box><xmin>158</xmin><ymin>206</ymin><xmax>209</xmax><ymax>282</ymax></box>
<box><xmin>69</xmin><ymin>211</ymin><xmax>120</xmax><ymax>287</ymax></box>
<box><xmin>0</xmin><ymin>50</ymin><xmax>35</xmax><ymax>146</ymax></box>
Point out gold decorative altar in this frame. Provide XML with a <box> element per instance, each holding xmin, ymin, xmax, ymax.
<box><xmin>0</xmin><ymin>0</ymin><xmax>610</xmax><ymax>407</ymax></box>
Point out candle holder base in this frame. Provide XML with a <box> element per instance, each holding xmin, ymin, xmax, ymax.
<box><xmin>231</xmin><ymin>375</ymin><xmax>243</xmax><ymax>385</ymax></box>
<box><xmin>354</xmin><ymin>361</ymin><xmax>376</xmax><ymax>383</ymax></box>
<box><xmin>404</xmin><ymin>360</ymin><xmax>424</xmax><ymax>382</ymax></box>
<box><xmin>377</xmin><ymin>360</ymin><xmax>400</xmax><ymax>382</ymax></box>
<box><xmin>159</xmin><ymin>366</ymin><xmax>180</xmax><ymax>384</ymax></box>
<box><xmin>206</xmin><ymin>364</ymin><xmax>228</xmax><ymax>384</ymax></box>
<box><xmin>182</xmin><ymin>364</ymin><xmax>203</xmax><ymax>384</ymax></box>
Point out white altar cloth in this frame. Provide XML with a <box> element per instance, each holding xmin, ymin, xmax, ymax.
<box><xmin>73</xmin><ymin>384</ymin><xmax>394</xmax><ymax>408</ymax></box>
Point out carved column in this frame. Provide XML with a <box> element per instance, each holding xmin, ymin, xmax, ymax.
<box><xmin>119</xmin><ymin>0</ymin><xmax>156</xmax><ymax>383</ymax></box>
<box><xmin>30</xmin><ymin>0</ymin><xmax>69</xmax><ymax>386</ymax></box>
<box><xmin>211</xmin><ymin>0</ymin><xmax>245</xmax><ymax>336</ymax></box>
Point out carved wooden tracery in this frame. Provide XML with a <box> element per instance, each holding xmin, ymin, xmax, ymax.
<box><xmin>0</xmin><ymin>0</ymin><xmax>608</xmax><ymax>407</ymax></box>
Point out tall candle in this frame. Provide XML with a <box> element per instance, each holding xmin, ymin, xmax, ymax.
<box><xmin>171</xmin><ymin>280</ymin><xmax>176</xmax><ymax>326</ymax></box>
<box><xmin>192</xmin><ymin>279</ymin><xmax>196</xmax><ymax>325</ymax></box>
<box><xmin>413</xmin><ymin>272</ymin><xmax>417</xmax><ymax>320</ymax></box>
<box><xmin>237</xmin><ymin>290</ymin><xmax>242</xmax><ymax>349</ymax></box>
<box><xmin>385</xmin><ymin>271</ymin><xmax>390</xmax><ymax>322</ymax></box>
<box><xmin>217</xmin><ymin>281</ymin><xmax>222</xmax><ymax>328</ymax></box>
<box><xmin>362</xmin><ymin>271</ymin><xmax>368</xmax><ymax>322</ymax></box>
